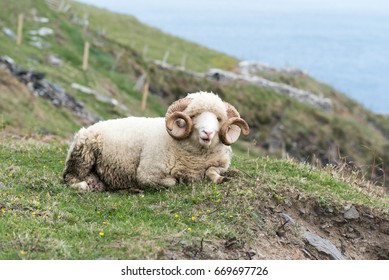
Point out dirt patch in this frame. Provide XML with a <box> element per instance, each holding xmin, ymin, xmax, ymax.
<box><xmin>165</xmin><ymin>188</ymin><xmax>389</xmax><ymax>260</ymax></box>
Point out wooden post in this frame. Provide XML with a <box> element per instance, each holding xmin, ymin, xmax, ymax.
<box><xmin>162</xmin><ymin>51</ymin><xmax>169</xmax><ymax>65</ymax></box>
<box><xmin>141</xmin><ymin>81</ymin><xmax>149</xmax><ymax>111</ymax></box>
<box><xmin>82</xmin><ymin>41</ymin><xmax>90</xmax><ymax>71</ymax></box>
<box><xmin>17</xmin><ymin>14</ymin><xmax>24</xmax><ymax>46</ymax></box>
<box><xmin>181</xmin><ymin>54</ymin><xmax>187</xmax><ymax>69</ymax></box>
<box><xmin>142</xmin><ymin>45</ymin><xmax>148</xmax><ymax>59</ymax></box>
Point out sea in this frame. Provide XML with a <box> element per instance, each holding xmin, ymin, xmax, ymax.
<box><xmin>80</xmin><ymin>0</ymin><xmax>389</xmax><ymax>114</ymax></box>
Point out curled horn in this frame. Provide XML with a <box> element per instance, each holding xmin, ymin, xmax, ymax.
<box><xmin>165</xmin><ymin>97</ymin><xmax>193</xmax><ymax>140</ymax></box>
<box><xmin>220</xmin><ymin>102</ymin><xmax>250</xmax><ymax>146</ymax></box>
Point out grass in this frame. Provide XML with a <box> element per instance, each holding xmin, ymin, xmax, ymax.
<box><xmin>0</xmin><ymin>0</ymin><xmax>389</xmax><ymax>259</ymax></box>
<box><xmin>70</xmin><ymin>1</ymin><xmax>237</xmax><ymax>72</ymax></box>
<box><xmin>0</xmin><ymin>137</ymin><xmax>387</xmax><ymax>260</ymax></box>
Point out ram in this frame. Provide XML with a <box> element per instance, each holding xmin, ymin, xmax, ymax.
<box><xmin>63</xmin><ymin>92</ymin><xmax>249</xmax><ymax>191</ymax></box>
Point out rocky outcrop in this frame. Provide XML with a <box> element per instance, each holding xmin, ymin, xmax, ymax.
<box><xmin>152</xmin><ymin>59</ymin><xmax>333</xmax><ymax>112</ymax></box>
<box><xmin>0</xmin><ymin>56</ymin><xmax>100</xmax><ymax>124</ymax></box>
<box><xmin>238</xmin><ymin>60</ymin><xmax>307</xmax><ymax>77</ymax></box>
<box><xmin>207</xmin><ymin>68</ymin><xmax>332</xmax><ymax>112</ymax></box>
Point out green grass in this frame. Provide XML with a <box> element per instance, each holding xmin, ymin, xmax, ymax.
<box><xmin>70</xmin><ymin>1</ymin><xmax>237</xmax><ymax>72</ymax></box>
<box><xmin>1</xmin><ymin>0</ymin><xmax>389</xmax><ymax>258</ymax></box>
<box><xmin>0</xmin><ymin>138</ymin><xmax>387</xmax><ymax>259</ymax></box>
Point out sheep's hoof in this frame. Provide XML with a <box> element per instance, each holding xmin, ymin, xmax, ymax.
<box><xmin>71</xmin><ymin>181</ymin><xmax>90</xmax><ymax>191</ymax></box>
<box><xmin>86</xmin><ymin>175</ymin><xmax>105</xmax><ymax>192</ymax></box>
<box><xmin>216</xmin><ymin>176</ymin><xmax>229</xmax><ymax>184</ymax></box>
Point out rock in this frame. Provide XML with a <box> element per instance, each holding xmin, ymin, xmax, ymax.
<box><xmin>284</xmin><ymin>199</ymin><xmax>292</xmax><ymax>207</ymax></box>
<box><xmin>206</xmin><ymin>68</ymin><xmax>332</xmax><ymax>112</ymax></box>
<box><xmin>304</xmin><ymin>231</ymin><xmax>347</xmax><ymax>260</ymax></box>
<box><xmin>344</xmin><ymin>206</ymin><xmax>360</xmax><ymax>220</ymax></box>
<box><xmin>47</xmin><ymin>54</ymin><xmax>63</xmax><ymax>66</ymax></box>
<box><xmin>133</xmin><ymin>74</ymin><xmax>147</xmax><ymax>92</ymax></box>
<box><xmin>71</xmin><ymin>83</ymin><xmax>96</xmax><ymax>95</ymax></box>
<box><xmin>29</xmin><ymin>27</ymin><xmax>54</xmax><ymax>37</ymax></box>
<box><xmin>2</xmin><ymin>27</ymin><xmax>16</xmax><ymax>40</ymax></box>
<box><xmin>280</xmin><ymin>213</ymin><xmax>295</xmax><ymax>226</ymax></box>
<box><xmin>29</xmin><ymin>40</ymin><xmax>51</xmax><ymax>49</ymax></box>
<box><xmin>0</xmin><ymin>56</ymin><xmax>100</xmax><ymax>124</ymax></box>
<box><xmin>34</xmin><ymin>17</ymin><xmax>49</xmax><ymax>23</ymax></box>
<box><xmin>71</xmin><ymin>82</ymin><xmax>128</xmax><ymax>112</ymax></box>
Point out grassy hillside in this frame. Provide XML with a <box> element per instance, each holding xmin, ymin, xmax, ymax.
<box><xmin>0</xmin><ymin>0</ymin><xmax>388</xmax><ymax>260</ymax></box>
<box><xmin>0</xmin><ymin>137</ymin><xmax>387</xmax><ymax>259</ymax></box>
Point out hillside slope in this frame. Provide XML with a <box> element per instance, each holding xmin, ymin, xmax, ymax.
<box><xmin>0</xmin><ymin>137</ymin><xmax>388</xmax><ymax>259</ymax></box>
<box><xmin>0</xmin><ymin>0</ymin><xmax>388</xmax><ymax>260</ymax></box>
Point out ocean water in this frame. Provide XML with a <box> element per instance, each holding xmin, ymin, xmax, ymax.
<box><xmin>80</xmin><ymin>1</ymin><xmax>389</xmax><ymax>113</ymax></box>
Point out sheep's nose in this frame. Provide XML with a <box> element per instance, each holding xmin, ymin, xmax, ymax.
<box><xmin>203</xmin><ymin>131</ymin><xmax>212</xmax><ymax>138</ymax></box>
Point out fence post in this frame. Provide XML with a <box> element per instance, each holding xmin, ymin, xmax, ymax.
<box><xmin>17</xmin><ymin>14</ymin><xmax>24</xmax><ymax>46</ymax></box>
<box><xmin>82</xmin><ymin>41</ymin><xmax>90</xmax><ymax>71</ymax></box>
<box><xmin>181</xmin><ymin>54</ymin><xmax>187</xmax><ymax>69</ymax></box>
<box><xmin>141</xmin><ymin>81</ymin><xmax>149</xmax><ymax>111</ymax></box>
<box><xmin>162</xmin><ymin>51</ymin><xmax>169</xmax><ymax>65</ymax></box>
<box><xmin>143</xmin><ymin>45</ymin><xmax>148</xmax><ymax>60</ymax></box>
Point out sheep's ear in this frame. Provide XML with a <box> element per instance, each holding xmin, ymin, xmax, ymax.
<box><xmin>224</xmin><ymin>101</ymin><xmax>240</xmax><ymax>118</ymax></box>
<box><xmin>224</xmin><ymin>124</ymin><xmax>242</xmax><ymax>144</ymax></box>
<box><xmin>220</xmin><ymin>117</ymin><xmax>250</xmax><ymax>145</ymax></box>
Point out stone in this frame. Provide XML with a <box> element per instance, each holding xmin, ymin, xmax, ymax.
<box><xmin>47</xmin><ymin>54</ymin><xmax>63</xmax><ymax>66</ymax></box>
<box><xmin>71</xmin><ymin>82</ymin><xmax>96</xmax><ymax>95</ymax></box>
<box><xmin>2</xmin><ymin>27</ymin><xmax>16</xmax><ymax>40</ymax></box>
<box><xmin>280</xmin><ymin>212</ymin><xmax>295</xmax><ymax>226</ymax></box>
<box><xmin>344</xmin><ymin>206</ymin><xmax>360</xmax><ymax>220</ymax></box>
<box><xmin>206</xmin><ymin>67</ymin><xmax>332</xmax><ymax>112</ymax></box>
<box><xmin>29</xmin><ymin>27</ymin><xmax>54</xmax><ymax>37</ymax></box>
<box><xmin>304</xmin><ymin>231</ymin><xmax>347</xmax><ymax>260</ymax></box>
<box><xmin>0</xmin><ymin>56</ymin><xmax>100</xmax><ymax>124</ymax></box>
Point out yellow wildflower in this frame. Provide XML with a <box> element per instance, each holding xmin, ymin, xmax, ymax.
<box><xmin>191</xmin><ymin>216</ymin><xmax>195</xmax><ymax>221</ymax></box>
<box><xmin>99</xmin><ymin>232</ymin><xmax>105</xmax><ymax>237</ymax></box>
<box><xmin>174</xmin><ymin>214</ymin><xmax>179</xmax><ymax>219</ymax></box>
<box><xmin>187</xmin><ymin>227</ymin><xmax>192</xmax><ymax>231</ymax></box>
<box><xmin>20</xmin><ymin>250</ymin><xmax>27</xmax><ymax>255</ymax></box>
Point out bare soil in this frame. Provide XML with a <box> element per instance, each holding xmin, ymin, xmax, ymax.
<box><xmin>167</xmin><ymin>188</ymin><xmax>389</xmax><ymax>260</ymax></box>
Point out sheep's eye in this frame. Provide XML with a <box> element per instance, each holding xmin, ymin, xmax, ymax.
<box><xmin>217</xmin><ymin>117</ymin><xmax>222</xmax><ymax>122</ymax></box>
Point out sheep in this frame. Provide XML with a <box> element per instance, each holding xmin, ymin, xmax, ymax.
<box><xmin>62</xmin><ymin>92</ymin><xmax>249</xmax><ymax>192</ymax></box>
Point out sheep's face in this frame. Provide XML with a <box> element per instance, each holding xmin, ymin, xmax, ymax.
<box><xmin>165</xmin><ymin>92</ymin><xmax>250</xmax><ymax>146</ymax></box>
<box><xmin>191</xmin><ymin>111</ymin><xmax>221</xmax><ymax>147</ymax></box>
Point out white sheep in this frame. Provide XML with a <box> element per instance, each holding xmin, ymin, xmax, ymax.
<box><xmin>62</xmin><ymin>92</ymin><xmax>249</xmax><ymax>191</ymax></box>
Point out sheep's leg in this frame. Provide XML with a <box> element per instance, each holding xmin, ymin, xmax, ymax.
<box><xmin>62</xmin><ymin>129</ymin><xmax>105</xmax><ymax>191</ymax></box>
<box><xmin>136</xmin><ymin>163</ymin><xmax>177</xmax><ymax>187</ymax></box>
<box><xmin>160</xmin><ymin>177</ymin><xmax>177</xmax><ymax>187</ymax></box>
<box><xmin>206</xmin><ymin>166</ymin><xmax>228</xmax><ymax>184</ymax></box>
<box><xmin>138</xmin><ymin>173</ymin><xmax>177</xmax><ymax>188</ymax></box>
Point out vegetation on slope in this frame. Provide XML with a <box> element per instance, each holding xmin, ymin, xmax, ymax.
<box><xmin>0</xmin><ymin>0</ymin><xmax>388</xmax><ymax>260</ymax></box>
<box><xmin>0</xmin><ymin>138</ymin><xmax>387</xmax><ymax>259</ymax></box>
